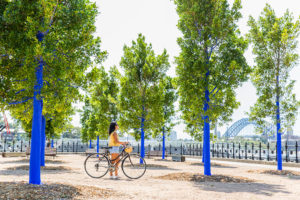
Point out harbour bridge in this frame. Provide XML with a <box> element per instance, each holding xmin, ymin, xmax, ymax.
<box><xmin>222</xmin><ymin>118</ymin><xmax>276</xmax><ymax>138</ymax></box>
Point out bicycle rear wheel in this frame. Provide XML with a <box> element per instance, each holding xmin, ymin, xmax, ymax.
<box><xmin>84</xmin><ymin>153</ymin><xmax>109</xmax><ymax>178</ymax></box>
<box><xmin>121</xmin><ymin>155</ymin><xmax>146</xmax><ymax>179</ymax></box>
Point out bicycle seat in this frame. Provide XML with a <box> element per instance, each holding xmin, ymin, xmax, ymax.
<box><xmin>101</xmin><ymin>147</ymin><xmax>112</xmax><ymax>149</ymax></box>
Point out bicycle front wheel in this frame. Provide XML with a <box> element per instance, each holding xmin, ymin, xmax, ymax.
<box><xmin>122</xmin><ymin>155</ymin><xmax>146</xmax><ymax>179</ymax></box>
<box><xmin>84</xmin><ymin>153</ymin><xmax>109</xmax><ymax>178</ymax></box>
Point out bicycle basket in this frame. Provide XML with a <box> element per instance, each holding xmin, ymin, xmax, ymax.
<box><xmin>125</xmin><ymin>146</ymin><xmax>133</xmax><ymax>153</ymax></box>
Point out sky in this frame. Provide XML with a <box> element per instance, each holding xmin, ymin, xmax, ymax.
<box><xmin>70</xmin><ymin>0</ymin><xmax>300</xmax><ymax>139</ymax></box>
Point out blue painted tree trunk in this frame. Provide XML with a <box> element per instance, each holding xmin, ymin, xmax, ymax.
<box><xmin>276</xmin><ymin>75</ymin><xmax>282</xmax><ymax>170</ymax></box>
<box><xmin>97</xmin><ymin>136</ymin><xmax>99</xmax><ymax>153</ymax></box>
<box><xmin>51</xmin><ymin>138</ymin><xmax>54</xmax><ymax>148</ymax></box>
<box><xmin>162</xmin><ymin>126</ymin><xmax>165</xmax><ymax>159</ymax></box>
<box><xmin>40</xmin><ymin>116</ymin><xmax>46</xmax><ymax>167</ymax></box>
<box><xmin>89</xmin><ymin>139</ymin><xmax>92</xmax><ymax>149</ymax></box>
<box><xmin>140</xmin><ymin>117</ymin><xmax>145</xmax><ymax>164</ymax></box>
<box><xmin>29</xmin><ymin>54</ymin><xmax>44</xmax><ymax>184</ymax></box>
<box><xmin>203</xmin><ymin>70</ymin><xmax>211</xmax><ymax>176</ymax></box>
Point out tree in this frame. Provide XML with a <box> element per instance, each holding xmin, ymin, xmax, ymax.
<box><xmin>156</xmin><ymin>76</ymin><xmax>178</xmax><ymax>159</ymax></box>
<box><xmin>248</xmin><ymin>4</ymin><xmax>300</xmax><ymax>170</ymax></box>
<box><xmin>174</xmin><ymin>0</ymin><xmax>250</xmax><ymax>175</ymax></box>
<box><xmin>80</xmin><ymin>66</ymin><xmax>120</xmax><ymax>147</ymax></box>
<box><xmin>0</xmin><ymin>0</ymin><xmax>106</xmax><ymax>184</ymax></box>
<box><xmin>119</xmin><ymin>34</ymin><xmax>170</xmax><ymax>160</ymax></box>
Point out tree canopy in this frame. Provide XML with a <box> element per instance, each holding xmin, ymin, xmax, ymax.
<box><xmin>175</xmin><ymin>0</ymin><xmax>250</xmax><ymax>139</ymax></box>
<box><xmin>118</xmin><ymin>34</ymin><xmax>171</xmax><ymax>140</ymax></box>
<box><xmin>81</xmin><ymin>66</ymin><xmax>120</xmax><ymax>142</ymax></box>
<box><xmin>0</xmin><ymin>0</ymin><xmax>106</xmax><ymax>137</ymax></box>
<box><xmin>248</xmin><ymin>4</ymin><xmax>300</xmax><ymax>134</ymax></box>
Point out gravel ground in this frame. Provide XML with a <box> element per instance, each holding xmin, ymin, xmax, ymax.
<box><xmin>1</xmin><ymin>154</ymin><xmax>300</xmax><ymax>200</ymax></box>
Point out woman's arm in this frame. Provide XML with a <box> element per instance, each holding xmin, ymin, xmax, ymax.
<box><xmin>113</xmin><ymin>132</ymin><xmax>128</xmax><ymax>145</ymax></box>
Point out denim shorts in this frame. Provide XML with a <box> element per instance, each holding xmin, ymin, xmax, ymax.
<box><xmin>109</xmin><ymin>146</ymin><xmax>120</xmax><ymax>154</ymax></box>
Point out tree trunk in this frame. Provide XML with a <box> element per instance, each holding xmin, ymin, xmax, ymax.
<box><xmin>140</xmin><ymin>116</ymin><xmax>145</xmax><ymax>164</ymax></box>
<box><xmin>29</xmin><ymin>55</ymin><xmax>44</xmax><ymax>184</ymax></box>
<box><xmin>162</xmin><ymin>126</ymin><xmax>165</xmax><ymax>159</ymax></box>
<box><xmin>40</xmin><ymin>116</ymin><xmax>46</xmax><ymax>167</ymax></box>
<box><xmin>276</xmin><ymin>74</ymin><xmax>282</xmax><ymax>170</ymax></box>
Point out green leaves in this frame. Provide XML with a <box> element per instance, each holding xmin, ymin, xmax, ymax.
<box><xmin>0</xmin><ymin>0</ymin><xmax>106</xmax><ymax>137</ymax></box>
<box><xmin>119</xmin><ymin>34</ymin><xmax>175</xmax><ymax>140</ymax></box>
<box><xmin>80</xmin><ymin>66</ymin><xmax>120</xmax><ymax>142</ymax></box>
<box><xmin>248</xmin><ymin>4</ymin><xmax>300</xmax><ymax>133</ymax></box>
<box><xmin>175</xmin><ymin>0</ymin><xmax>250</xmax><ymax>140</ymax></box>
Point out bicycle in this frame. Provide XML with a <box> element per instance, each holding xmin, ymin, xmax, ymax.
<box><xmin>84</xmin><ymin>143</ymin><xmax>147</xmax><ymax>179</ymax></box>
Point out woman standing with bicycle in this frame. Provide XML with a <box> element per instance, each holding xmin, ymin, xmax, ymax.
<box><xmin>108</xmin><ymin>122</ymin><xmax>127</xmax><ymax>179</ymax></box>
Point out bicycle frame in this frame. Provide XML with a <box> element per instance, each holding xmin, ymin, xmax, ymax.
<box><xmin>106</xmin><ymin>146</ymin><xmax>130</xmax><ymax>167</ymax></box>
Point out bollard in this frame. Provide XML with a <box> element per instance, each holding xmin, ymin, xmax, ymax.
<box><xmin>252</xmin><ymin>143</ymin><xmax>254</xmax><ymax>160</ymax></box>
<box><xmin>285</xmin><ymin>141</ymin><xmax>288</xmax><ymax>162</ymax></box>
<box><xmin>296</xmin><ymin>141</ymin><xmax>298</xmax><ymax>163</ymax></box>
<box><xmin>181</xmin><ymin>143</ymin><xmax>183</xmax><ymax>155</ymax></box>
<box><xmin>62</xmin><ymin>141</ymin><xmax>64</xmax><ymax>152</ymax></box>
<box><xmin>238</xmin><ymin>143</ymin><xmax>241</xmax><ymax>159</ymax></box>
<box><xmin>233</xmin><ymin>143</ymin><xmax>235</xmax><ymax>159</ymax></box>
<box><xmin>245</xmin><ymin>142</ymin><xmax>247</xmax><ymax>160</ymax></box>
<box><xmin>21</xmin><ymin>140</ymin><xmax>23</xmax><ymax>152</ymax></box>
<box><xmin>4</xmin><ymin>138</ymin><xmax>6</xmax><ymax>152</ymax></box>
<box><xmin>267</xmin><ymin>143</ymin><xmax>270</xmax><ymax>161</ymax></box>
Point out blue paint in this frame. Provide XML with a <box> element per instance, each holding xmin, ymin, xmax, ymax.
<box><xmin>203</xmin><ymin>70</ymin><xmax>211</xmax><ymax>176</ymax></box>
<box><xmin>29</xmin><ymin>58</ymin><xmax>44</xmax><ymax>185</ymax></box>
<box><xmin>8</xmin><ymin>97</ymin><xmax>34</xmax><ymax>105</ymax></box>
<box><xmin>97</xmin><ymin>136</ymin><xmax>99</xmax><ymax>156</ymax></box>
<box><xmin>15</xmin><ymin>89</ymin><xmax>26</xmax><ymax>95</ymax></box>
<box><xmin>89</xmin><ymin>139</ymin><xmax>92</xmax><ymax>149</ymax></box>
<box><xmin>276</xmin><ymin>75</ymin><xmax>282</xmax><ymax>170</ymax></box>
<box><xmin>140</xmin><ymin>117</ymin><xmax>145</xmax><ymax>164</ymax></box>
<box><xmin>162</xmin><ymin>126</ymin><xmax>165</xmax><ymax>159</ymax></box>
<box><xmin>41</xmin><ymin>116</ymin><xmax>46</xmax><ymax>167</ymax></box>
<box><xmin>36</xmin><ymin>31</ymin><xmax>45</xmax><ymax>42</ymax></box>
<box><xmin>51</xmin><ymin>138</ymin><xmax>54</xmax><ymax>148</ymax></box>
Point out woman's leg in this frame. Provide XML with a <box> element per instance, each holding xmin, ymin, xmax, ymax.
<box><xmin>115</xmin><ymin>156</ymin><xmax>120</xmax><ymax>176</ymax></box>
<box><xmin>111</xmin><ymin>153</ymin><xmax>118</xmax><ymax>176</ymax></box>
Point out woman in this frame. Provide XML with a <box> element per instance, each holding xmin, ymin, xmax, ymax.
<box><xmin>108</xmin><ymin>122</ymin><xmax>127</xmax><ymax>179</ymax></box>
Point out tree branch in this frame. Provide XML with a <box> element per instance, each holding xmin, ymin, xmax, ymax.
<box><xmin>8</xmin><ymin>97</ymin><xmax>34</xmax><ymax>105</ymax></box>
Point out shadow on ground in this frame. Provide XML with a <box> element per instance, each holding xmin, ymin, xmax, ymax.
<box><xmin>2</xmin><ymin>158</ymin><xmax>66</xmax><ymax>164</ymax></box>
<box><xmin>248</xmin><ymin>169</ymin><xmax>300</xmax><ymax>180</ymax></box>
<box><xmin>190</xmin><ymin>162</ymin><xmax>237</xmax><ymax>169</ymax></box>
<box><xmin>193</xmin><ymin>181</ymin><xmax>289</xmax><ymax>196</ymax></box>
<box><xmin>146</xmin><ymin>164</ymin><xmax>179</xmax><ymax>171</ymax></box>
<box><xmin>0</xmin><ymin>165</ymin><xmax>75</xmax><ymax>176</ymax></box>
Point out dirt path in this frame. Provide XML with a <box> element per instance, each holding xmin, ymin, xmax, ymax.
<box><xmin>1</xmin><ymin>155</ymin><xmax>299</xmax><ymax>200</ymax></box>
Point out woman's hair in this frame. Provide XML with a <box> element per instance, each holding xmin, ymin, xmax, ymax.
<box><xmin>109</xmin><ymin>122</ymin><xmax>118</xmax><ymax>135</ymax></box>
